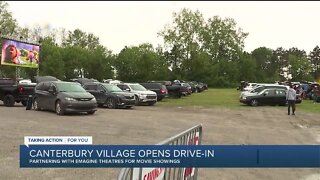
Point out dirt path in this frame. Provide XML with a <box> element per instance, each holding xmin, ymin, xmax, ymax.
<box><xmin>0</xmin><ymin>105</ymin><xmax>319</xmax><ymax>180</ymax></box>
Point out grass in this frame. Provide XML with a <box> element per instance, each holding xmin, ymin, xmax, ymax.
<box><xmin>157</xmin><ymin>88</ymin><xmax>320</xmax><ymax>113</ymax></box>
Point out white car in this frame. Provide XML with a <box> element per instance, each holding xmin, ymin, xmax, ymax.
<box><xmin>116</xmin><ymin>83</ymin><xmax>157</xmax><ymax>105</ymax></box>
<box><xmin>243</xmin><ymin>83</ymin><xmax>259</xmax><ymax>91</ymax></box>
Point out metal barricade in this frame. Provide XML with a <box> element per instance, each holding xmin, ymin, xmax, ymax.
<box><xmin>118</xmin><ymin>124</ymin><xmax>203</xmax><ymax>180</ymax></box>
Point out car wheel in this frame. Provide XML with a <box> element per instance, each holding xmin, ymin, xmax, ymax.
<box><xmin>55</xmin><ymin>100</ymin><xmax>65</xmax><ymax>115</ymax></box>
<box><xmin>135</xmin><ymin>95</ymin><xmax>140</xmax><ymax>105</ymax></box>
<box><xmin>125</xmin><ymin>106</ymin><xmax>132</xmax><ymax>109</ymax></box>
<box><xmin>3</xmin><ymin>94</ymin><xmax>15</xmax><ymax>107</ymax></box>
<box><xmin>33</xmin><ymin>98</ymin><xmax>40</xmax><ymax>111</ymax></box>
<box><xmin>250</xmin><ymin>99</ymin><xmax>258</xmax><ymax>106</ymax></box>
<box><xmin>87</xmin><ymin>111</ymin><xmax>95</xmax><ymax>115</ymax></box>
<box><xmin>106</xmin><ymin>98</ymin><xmax>116</xmax><ymax>109</ymax></box>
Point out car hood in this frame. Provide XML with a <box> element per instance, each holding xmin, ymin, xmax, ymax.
<box><xmin>112</xmin><ymin>91</ymin><xmax>134</xmax><ymax>96</ymax></box>
<box><xmin>60</xmin><ymin>92</ymin><xmax>94</xmax><ymax>99</ymax></box>
<box><xmin>132</xmin><ymin>90</ymin><xmax>156</xmax><ymax>95</ymax></box>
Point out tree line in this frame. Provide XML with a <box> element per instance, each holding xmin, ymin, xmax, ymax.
<box><xmin>1</xmin><ymin>2</ymin><xmax>319</xmax><ymax>87</ymax></box>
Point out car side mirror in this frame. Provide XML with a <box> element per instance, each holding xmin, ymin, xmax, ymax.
<box><xmin>263</xmin><ymin>93</ymin><xmax>267</xmax><ymax>96</ymax></box>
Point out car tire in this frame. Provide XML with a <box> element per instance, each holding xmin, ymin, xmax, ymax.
<box><xmin>3</xmin><ymin>94</ymin><xmax>15</xmax><ymax>107</ymax></box>
<box><xmin>55</xmin><ymin>100</ymin><xmax>65</xmax><ymax>115</ymax></box>
<box><xmin>250</xmin><ymin>99</ymin><xmax>258</xmax><ymax>106</ymax></box>
<box><xmin>106</xmin><ymin>98</ymin><xmax>116</xmax><ymax>109</ymax></box>
<box><xmin>87</xmin><ymin>111</ymin><xmax>95</xmax><ymax>115</ymax></box>
<box><xmin>125</xmin><ymin>106</ymin><xmax>132</xmax><ymax>109</ymax></box>
<box><xmin>33</xmin><ymin>98</ymin><xmax>40</xmax><ymax>111</ymax></box>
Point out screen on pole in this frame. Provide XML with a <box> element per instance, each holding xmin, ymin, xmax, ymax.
<box><xmin>1</xmin><ymin>38</ymin><xmax>40</xmax><ymax>68</ymax></box>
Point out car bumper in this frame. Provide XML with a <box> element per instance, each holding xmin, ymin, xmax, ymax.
<box><xmin>63</xmin><ymin>101</ymin><xmax>97</xmax><ymax>112</ymax></box>
<box><xmin>240</xmin><ymin>99</ymin><xmax>249</xmax><ymax>104</ymax></box>
<box><xmin>118</xmin><ymin>99</ymin><xmax>136</xmax><ymax>107</ymax></box>
<box><xmin>139</xmin><ymin>96</ymin><xmax>157</xmax><ymax>102</ymax></box>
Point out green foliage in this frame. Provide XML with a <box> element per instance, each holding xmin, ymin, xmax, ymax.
<box><xmin>114</xmin><ymin>43</ymin><xmax>169</xmax><ymax>82</ymax></box>
<box><xmin>0</xmin><ymin>4</ymin><xmax>317</xmax><ymax>86</ymax></box>
<box><xmin>309</xmin><ymin>46</ymin><xmax>320</xmax><ymax>79</ymax></box>
<box><xmin>0</xmin><ymin>1</ymin><xmax>18</xmax><ymax>36</ymax></box>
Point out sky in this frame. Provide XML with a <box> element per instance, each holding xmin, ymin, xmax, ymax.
<box><xmin>6</xmin><ymin>1</ymin><xmax>320</xmax><ymax>54</ymax></box>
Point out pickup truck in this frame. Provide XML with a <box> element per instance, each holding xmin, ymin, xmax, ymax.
<box><xmin>0</xmin><ymin>78</ymin><xmax>36</xmax><ymax>107</ymax></box>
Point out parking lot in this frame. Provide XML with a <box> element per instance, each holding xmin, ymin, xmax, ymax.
<box><xmin>1</xmin><ymin>104</ymin><xmax>320</xmax><ymax>180</ymax></box>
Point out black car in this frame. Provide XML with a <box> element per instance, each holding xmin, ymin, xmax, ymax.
<box><xmin>33</xmin><ymin>81</ymin><xmax>97</xmax><ymax>115</ymax></box>
<box><xmin>140</xmin><ymin>83</ymin><xmax>168</xmax><ymax>101</ymax></box>
<box><xmin>240</xmin><ymin>88</ymin><xmax>301</xmax><ymax>106</ymax></box>
<box><xmin>84</xmin><ymin>82</ymin><xmax>136</xmax><ymax>108</ymax></box>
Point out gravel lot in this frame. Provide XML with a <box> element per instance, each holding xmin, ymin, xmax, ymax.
<box><xmin>0</xmin><ymin>104</ymin><xmax>319</xmax><ymax>180</ymax></box>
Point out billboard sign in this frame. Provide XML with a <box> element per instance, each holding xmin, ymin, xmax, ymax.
<box><xmin>1</xmin><ymin>38</ymin><xmax>40</xmax><ymax>68</ymax></box>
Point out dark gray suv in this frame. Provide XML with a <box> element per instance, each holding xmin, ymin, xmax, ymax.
<box><xmin>33</xmin><ymin>81</ymin><xmax>97</xmax><ymax>115</ymax></box>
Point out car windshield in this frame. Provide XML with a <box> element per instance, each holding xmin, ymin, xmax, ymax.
<box><xmin>129</xmin><ymin>84</ymin><xmax>147</xmax><ymax>91</ymax></box>
<box><xmin>102</xmin><ymin>84</ymin><xmax>123</xmax><ymax>92</ymax></box>
<box><xmin>56</xmin><ymin>82</ymin><xmax>86</xmax><ymax>92</ymax></box>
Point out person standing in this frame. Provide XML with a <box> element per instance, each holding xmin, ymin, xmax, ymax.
<box><xmin>286</xmin><ymin>84</ymin><xmax>297</xmax><ymax>115</ymax></box>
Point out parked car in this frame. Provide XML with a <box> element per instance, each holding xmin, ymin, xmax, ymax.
<box><xmin>83</xmin><ymin>82</ymin><xmax>135</xmax><ymax>109</ymax></box>
<box><xmin>240</xmin><ymin>84</ymin><xmax>289</xmax><ymax>98</ymax></box>
<box><xmin>240</xmin><ymin>88</ymin><xmax>301</xmax><ymax>106</ymax></box>
<box><xmin>35</xmin><ymin>76</ymin><xmax>59</xmax><ymax>83</ymax></box>
<box><xmin>140</xmin><ymin>83</ymin><xmax>168</xmax><ymax>101</ymax></box>
<box><xmin>190</xmin><ymin>81</ymin><xmax>205</xmax><ymax>92</ymax></box>
<box><xmin>243</xmin><ymin>83</ymin><xmax>259</xmax><ymax>91</ymax></box>
<box><xmin>116</xmin><ymin>83</ymin><xmax>157</xmax><ymax>105</ymax></box>
<box><xmin>33</xmin><ymin>81</ymin><xmax>97</xmax><ymax>115</ymax></box>
<box><xmin>149</xmin><ymin>81</ymin><xmax>181</xmax><ymax>98</ymax></box>
<box><xmin>102</xmin><ymin>79</ymin><xmax>123</xmax><ymax>85</ymax></box>
<box><xmin>181</xmin><ymin>83</ymin><xmax>192</xmax><ymax>95</ymax></box>
<box><xmin>0</xmin><ymin>78</ymin><xmax>36</xmax><ymax>107</ymax></box>
<box><xmin>71</xmin><ymin>78</ymin><xmax>98</xmax><ymax>87</ymax></box>
<box><xmin>186</xmin><ymin>81</ymin><xmax>197</xmax><ymax>93</ymax></box>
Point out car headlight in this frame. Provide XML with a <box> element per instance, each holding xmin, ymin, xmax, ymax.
<box><xmin>242</xmin><ymin>96</ymin><xmax>246</xmax><ymax>100</ymax></box>
<box><xmin>65</xmin><ymin>97</ymin><xmax>76</xmax><ymax>101</ymax></box>
<box><xmin>90</xmin><ymin>97</ymin><xmax>96</xmax><ymax>102</ymax></box>
<box><xmin>140</xmin><ymin>93</ymin><xmax>147</xmax><ymax>96</ymax></box>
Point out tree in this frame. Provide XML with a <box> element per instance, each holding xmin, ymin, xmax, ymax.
<box><xmin>202</xmin><ymin>16</ymin><xmax>248</xmax><ymax>63</ymax></box>
<box><xmin>309</xmin><ymin>46</ymin><xmax>320</xmax><ymax>80</ymax></box>
<box><xmin>0</xmin><ymin>1</ymin><xmax>18</xmax><ymax>36</ymax></box>
<box><xmin>287</xmin><ymin>54</ymin><xmax>312</xmax><ymax>81</ymax></box>
<box><xmin>39</xmin><ymin>37</ymin><xmax>65</xmax><ymax>80</ymax></box>
<box><xmin>251</xmin><ymin>47</ymin><xmax>273</xmax><ymax>82</ymax></box>
<box><xmin>64</xmin><ymin>29</ymin><xmax>100</xmax><ymax>50</ymax></box>
<box><xmin>114</xmin><ymin>43</ymin><xmax>169</xmax><ymax>82</ymax></box>
<box><xmin>159</xmin><ymin>8</ymin><xmax>248</xmax><ymax>86</ymax></box>
<box><xmin>238</xmin><ymin>52</ymin><xmax>256</xmax><ymax>82</ymax></box>
<box><xmin>158</xmin><ymin>8</ymin><xmax>205</xmax><ymax>78</ymax></box>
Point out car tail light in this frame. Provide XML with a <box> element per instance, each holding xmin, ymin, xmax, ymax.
<box><xmin>160</xmin><ymin>89</ymin><xmax>165</xmax><ymax>94</ymax></box>
<box><xmin>18</xmin><ymin>86</ymin><xmax>24</xmax><ymax>94</ymax></box>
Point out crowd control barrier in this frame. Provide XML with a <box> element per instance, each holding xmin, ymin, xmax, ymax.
<box><xmin>118</xmin><ymin>124</ymin><xmax>203</xmax><ymax>180</ymax></box>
